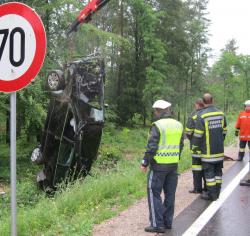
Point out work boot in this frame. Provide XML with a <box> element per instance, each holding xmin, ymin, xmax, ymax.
<box><xmin>164</xmin><ymin>225</ymin><xmax>172</xmax><ymax>229</ymax></box>
<box><xmin>189</xmin><ymin>189</ymin><xmax>202</xmax><ymax>194</ymax></box>
<box><xmin>200</xmin><ymin>192</ymin><xmax>214</xmax><ymax>201</ymax></box>
<box><xmin>144</xmin><ymin>226</ymin><xmax>165</xmax><ymax>233</ymax></box>
<box><xmin>240</xmin><ymin>178</ymin><xmax>250</xmax><ymax>186</ymax></box>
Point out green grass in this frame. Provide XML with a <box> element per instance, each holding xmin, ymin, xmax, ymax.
<box><xmin>0</xmin><ymin>158</ymin><xmax>147</xmax><ymax>235</ymax></box>
<box><xmin>0</xmin><ymin>123</ymin><xmax>235</xmax><ymax>235</ymax></box>
<box><xmin>224</xmin><ymin>120</ymin><xmax>237</xmax><ymax>147</ymax></box>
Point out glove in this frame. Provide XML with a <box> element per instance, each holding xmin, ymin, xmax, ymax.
<box><xmin>235</xmin><ymin>130</ymin><xmax>239</xmax><ymax>137</ymax></box>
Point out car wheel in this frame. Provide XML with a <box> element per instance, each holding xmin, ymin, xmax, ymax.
<box><xmin>45</xmin><ymin>70</ymin><xmax>65</xmax><ymax>91</ymax></box>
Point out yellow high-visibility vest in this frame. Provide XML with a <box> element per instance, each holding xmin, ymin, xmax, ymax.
<box><xmin>153</xmin><ymin>118</ymin><xmax>183</xmax><ymax>164</ymax></box>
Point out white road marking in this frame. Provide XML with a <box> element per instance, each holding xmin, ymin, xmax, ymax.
<box><xmin>182</xmin><ymin>163</ymin><xmax>249</xmax><ymax>236</ymax></box>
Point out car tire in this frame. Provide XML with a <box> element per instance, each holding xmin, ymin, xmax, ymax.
<box><xmin>45</xmin><ymin>70</ymin><xmax>65</xmax><ymax>91</ymax></box>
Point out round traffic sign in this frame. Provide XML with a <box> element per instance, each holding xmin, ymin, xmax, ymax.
<box><xmin>0</xmin><ymin>2</ymin><xmax>46</xmax><ymax>92</ymax></box>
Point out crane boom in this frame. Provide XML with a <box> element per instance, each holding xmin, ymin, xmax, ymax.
<box><xmin>66</xmin><ymin>0</ymin><xmax>110</xmax><ymax>37</ymax></box>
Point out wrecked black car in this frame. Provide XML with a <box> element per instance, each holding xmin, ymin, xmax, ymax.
<box><xmin>31</xmin><ymin>54</ymin><xmax>105</xmax><ymax>191</ymax></box>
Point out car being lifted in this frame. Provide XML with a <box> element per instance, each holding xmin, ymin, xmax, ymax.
<box><xmin>31</xmin><ymin>54</ymin><xmax>105</xmax><ymax>191</ymax></box>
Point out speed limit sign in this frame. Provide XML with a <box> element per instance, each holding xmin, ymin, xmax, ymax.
<box><xmin>0</xmin><ymin>3</ymin><xmax>46</xmax><ymax>235</ymax></box>
<box><xmin>0</xmin><ymin>2</ymin><xmax>46</xmax><ymax>92</ymax></box>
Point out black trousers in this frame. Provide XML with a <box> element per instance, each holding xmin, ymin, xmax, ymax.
<box><xmin>202</xmin><ymin>162</ymin><xmax>223</xmax><ymax>200</ymax></box>
<box><xmin>192</xmin><ymin>157</ymin><xmax>206</xmax><ymax>191</ymax></box>
<box><xmin>147</xmin><ymin>169</ymin><xmax>178</xmax><ymax>228</ymax></box>
<box><xmin>238</xmin><ymin>140</ymin><xmax>250</xmax><ymax>159</ymax></box>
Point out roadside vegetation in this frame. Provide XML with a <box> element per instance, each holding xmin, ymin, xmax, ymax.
<box><xmin>224</xmin><ymin>120</ymin><xmax>237</xmax><ymax>147</ymax></box>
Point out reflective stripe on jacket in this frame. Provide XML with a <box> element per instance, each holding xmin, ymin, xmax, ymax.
<box><xmin>192</xmin><ymin>105</ymin><xmax>227</xmax><ymax>163</ymax></box>
<box><xmin>153</xmin><ymin>118</ymin><xmax>183</xmax><ymax>164</ymax></box>
<box><xmin>185</xmin><ymin>108</ymin><xmax>205</xmax><ymax>159</ymax></box>
<box><xmin>185</xmin><ymin>110</ymin><xmax>197</xmax><ymax>139</ymax></box>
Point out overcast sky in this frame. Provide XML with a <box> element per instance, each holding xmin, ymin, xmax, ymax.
<box><xmin>207</xmin><ymin>0</ymin><xmax>250</xmax><ymax>64</ymax></box>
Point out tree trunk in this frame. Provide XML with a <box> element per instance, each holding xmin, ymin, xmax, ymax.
<box><xmin>117</xmin><ymin>0</ymin><xmax>124</xmax><ymax>99</ymax></box>
<box><xmin>223</xmin><ymin>77</ymin><xmax>226</xmax><ymax>111</ymax></box>
<box><xmin>143</xmin><ymin>106</ymin><xmax>146</xmax><ymax>126</ymax></box>
<box><xmin>183</xmin><ymin>78</ymin><xmax>188</xmax><ymax>126</ymax></box>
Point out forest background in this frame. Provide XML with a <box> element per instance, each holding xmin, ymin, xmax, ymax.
<box><xmin>0</xmin><ymin>0</ymin><xmax>249</xmax><ymax>139</ymax></box>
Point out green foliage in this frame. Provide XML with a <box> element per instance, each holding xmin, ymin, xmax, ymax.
<box><xmin>104</xmin><ymin>106</ymin><xmax>119</xmax><ymax>123</ymax></box>
<box><xmin>17</xmin><ymin>79</ymin><xmax>48</xmax><ymax>140</ymax></box>
<box><xmin>100</xmin><ymin>0</ymin><xmax>211</xmax><ymax>124</ymax></box>
<box><xmin>1</xmin><ymin>0</ymin><xmax>246</xmax><ymax>141</ymax></box>
<box><xmin>224</xmin><ymin>115</ymin><xmax>238</xmax><ymax>146</ymax></box>
<box><xmin>179</xmin><ymin>143</ymin><xmax>192</xmax><ymax>173</ymax></box>
<box><xmin>0</xmin><ymin>161</ymin><xmax>147</xmax><ymax>236</ymax></box>
<box><xmin>95</xmin><ymin>144</ymin><xmax>122</xmax><ymax>170</ymax></box>
<box><xmin>207</xmin><ymin>39</ymin><xmax>250</xmax><ymax>114</ymax></box>
<box><xmin>0</xmin><ymin>0</ymin><xmax>213</xmax><ymax>137</ymax></box>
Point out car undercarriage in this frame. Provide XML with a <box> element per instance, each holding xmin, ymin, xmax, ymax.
<box><xmin>31</xmin><ymin>54</ymin><xmax>105</xmax><ymax>192</ymax></box>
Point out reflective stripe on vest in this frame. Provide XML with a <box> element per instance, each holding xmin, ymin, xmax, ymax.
<box><xmin>153</xmin><ymin>118</ymin><xmax>183</xmax><ymax>164</ymax></box>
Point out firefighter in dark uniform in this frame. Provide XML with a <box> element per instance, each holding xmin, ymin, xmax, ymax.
<box><xmin>192</xmin><ymin>93</ymin><xmax>227</xmax><ymax>201</ymax></box>
<box><xmin>185</xmin><ymin>98</ymin><xmax>206</xmax><ymax>194</ymax></box>
<box><xmin>141</xmin><ymin>100</ymin><xmax>184</xmax><ymax>233</ymax></box>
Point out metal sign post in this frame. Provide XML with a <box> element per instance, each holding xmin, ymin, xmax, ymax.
<box><xmin>10</xmin><ymin>92</ymin><xmax>17</xmax><ymax>236</ymax></box>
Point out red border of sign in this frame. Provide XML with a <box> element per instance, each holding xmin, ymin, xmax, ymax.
<box><xmin>0</xmin><ymin>2</ymin><xmax>46</xmax><ymax>92</ymax></box>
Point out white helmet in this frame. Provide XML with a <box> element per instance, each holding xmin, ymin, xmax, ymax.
<box><xmin>152</xmin><ymin>100</ymin><xmax>171</xmax><ymax>109</ymax></box>
<box><xmin>244</xmin><ymin>100</ymin><xmax>250</xmax><ymax>106</ymax></box>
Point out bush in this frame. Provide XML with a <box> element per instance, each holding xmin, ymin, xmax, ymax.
<box><xmin>95</xmin><ymin>145</ymin><xmax>122</xmax><ymax>170</ymax></box>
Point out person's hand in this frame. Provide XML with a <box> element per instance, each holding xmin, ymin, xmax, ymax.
<box><xmin>235</xmin><ymin>130</ymin><xmax>239</xmax><ymax>137</ymax></box>
<box><xmin>140</xmin><ymin>165</ymin><xmax>148</xmax><ymax>173</ymax></box>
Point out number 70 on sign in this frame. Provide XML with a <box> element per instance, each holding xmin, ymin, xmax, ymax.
<box><xmin>0</xmin><ymin>27</ymin><xmax>25</xmax><ymax>67</ymax></box>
